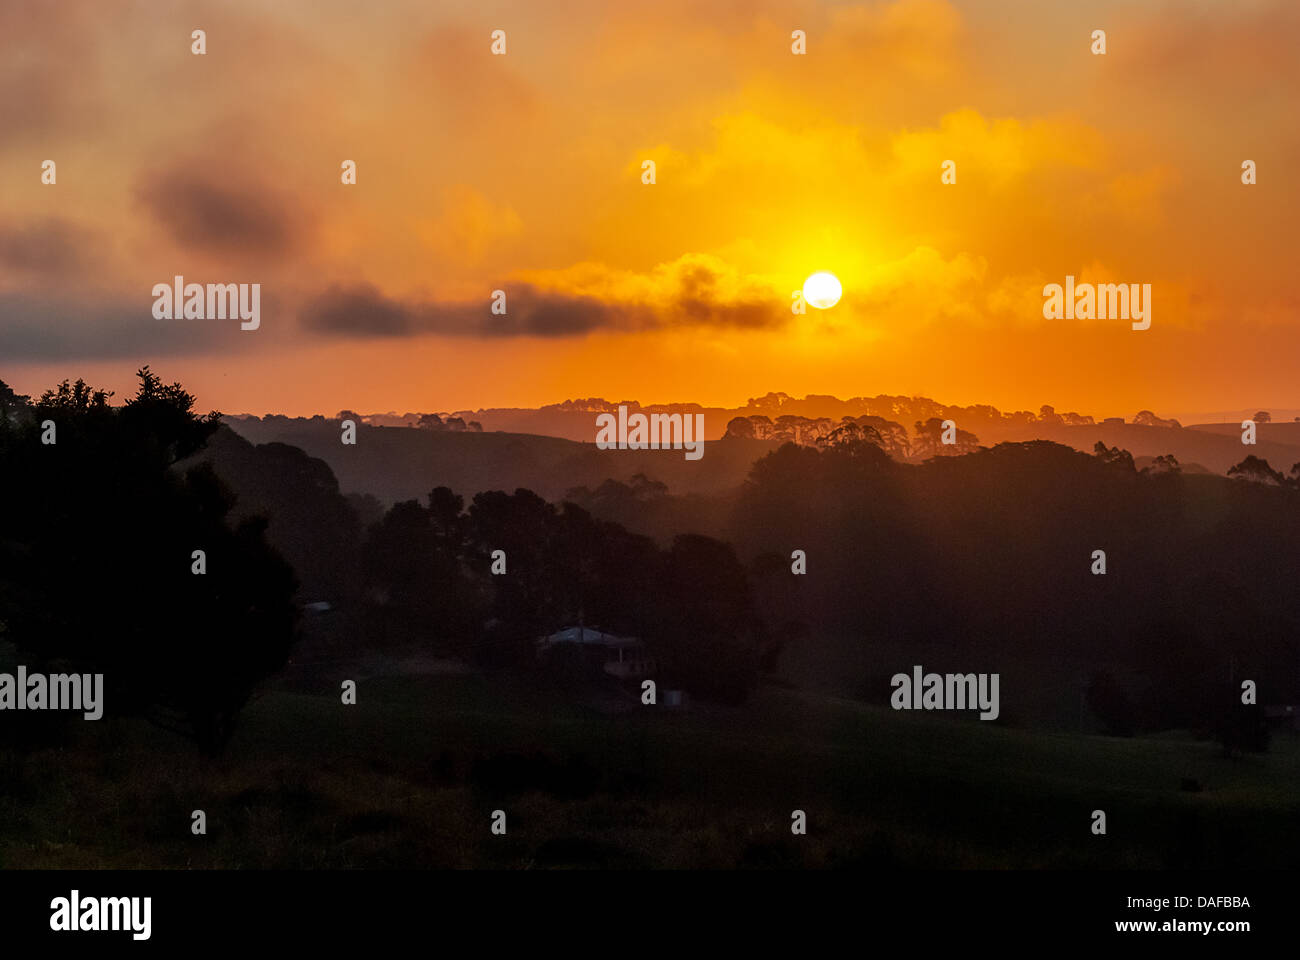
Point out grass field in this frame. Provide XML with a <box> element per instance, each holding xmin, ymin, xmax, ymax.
<box><xmin>2</xmin><ymin>668</ymin><xmax>1298</xmax><ymax>869</ymax></box>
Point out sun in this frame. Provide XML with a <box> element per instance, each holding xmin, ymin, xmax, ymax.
<box><xmin>802</xmin><ymin>271</ymin><xmax>842</xmax><ymax>310</ymax></box>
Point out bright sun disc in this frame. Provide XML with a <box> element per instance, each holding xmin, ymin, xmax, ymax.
<box><xmin>803</xmin><ymin>271</ymin><xmax>842</xmax><ymax>309</ymax></box>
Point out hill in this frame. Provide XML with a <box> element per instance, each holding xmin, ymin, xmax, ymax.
<box><xmin>225</xmin><ymin>417</ymin><xmax>779</xmax><ymax>504</ymax></box>
<box><xmin>973</xmin><ymin>422</ymin><xmax>1298</xmax><ymax>475</ymax></box>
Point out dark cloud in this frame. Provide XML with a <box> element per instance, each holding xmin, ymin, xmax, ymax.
<box><xmin>302</xmin><ymin>285</ymin><xmax>416</xmax><ymax>336</ymax></box>
<box><xmin>0</xmin><ymin>290</ymin><xmax>275</xmax><ymax>363</ymax></box>
<box><xmin>300</xmin><ymin>283</ymin><xmax>651</xmax><ymax>339</ymax></box>
<box><xmin>673</xmin><ymin>296</ymin><xmax>777</xmax><ymax>328</ymax></box>
<box><xmin>299</xmin><ymin>275</ymin><xmax>785</xmax><ymax>340</ymax></box>
<box><xmin>0</xmin><ymin>218</ymin><xmax>100</xmax><ymax>276</ymax></box>
<box><xmin>135</xmin><ymin>167</ymin><xmax>303</xmax><ymax>256</ymax></box>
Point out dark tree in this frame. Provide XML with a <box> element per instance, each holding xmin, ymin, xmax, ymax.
<box><xmin>1228</xmin><ymin>455</ymin><xmax>1284</xmax><ymax>485</ymax></box>
<box><xmin>0</xmin><ymin>368</ymin><xmax>298</xmax><ymax>755</ymax></box>
<box><xmin>1085</xmin><ymin>671</ymin><xmax>1136</xmax><ymax>736</ymax></box>
<box><xmin>646</xmin><ymin>534</ymin><xmax>758</xmax><ymax>704</ymax></box>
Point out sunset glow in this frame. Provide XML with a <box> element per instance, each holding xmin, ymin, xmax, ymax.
<box><xmin>1</xmin><ymin>0</ymin><xmax>1297</xmax><ymax>420</ymax></box>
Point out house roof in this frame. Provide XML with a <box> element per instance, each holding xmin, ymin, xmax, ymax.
<box><xmin>538</xmin><ymin>626</ymin><xmax>641</xmax><ymax>649</ymax></box>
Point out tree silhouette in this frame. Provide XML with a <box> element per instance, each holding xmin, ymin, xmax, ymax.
<box><xmin>647</xmin><ymin>534</ymin><xmax>757</xmax><ymax>704</ymax></box>
<box><xmin>1085</xmin><ymin>671</ymin><xmax>1136</xmax><ymax>736</ymax></box>
<box><xmin>1143</xmin><ymin>454</ymin><xmax>1182</xmax><ymax>475</ymax></box>
<box><xmin>1133</xmin><ymin>410</ymin><xmax>1181</xmax><ymax>428</ymax></box>
<box><xmin>727</xmin><ymin>436</ymin><xmax>1300</xmax><ymax>729</ymax></box>
<box><xmin>1228</xmin><ymin>455</ymin><xmax>1284</xmax><ymax>485</ymax></box>
<box><xmin>1093</xmin><ymin>440</ymin><xmax>1136</xmax><ymax>471</ymax></box>
<box><xmin>359</xmin><ymin>492</ymin><xmax>482</xmax><ymax>652</ymax></box>
<box><xmin>849</xmin><ymin>416</ymin><xmax>910</xmax><ymax>458</ymax></box>
<box><xmin>817</xmin><ymin>420</ymin><xmax>885</xmax><ymax>455</ymax></box>
<box><xmin>723</xmin><ymin>415</ymin><xmax>756</xmax><ymax>440</ymax></box>
<box><xmin>0</xmin><ymin>369</ymin><xmax>297</xmax><ymax>755</ymax></box>
<box><xmin>194</xmin><ymin>429</ymin><xmax>363</xmax><ymax>603</ymax></box>
<box><xmin>0</xmin><ymin>379</ymin><xmax>31</xmax><ymax>423</ymax></box>
<box><xmin>913</xmin><ymin>417</ymin><xmax>980</xmax><ymax>458</ymax></box>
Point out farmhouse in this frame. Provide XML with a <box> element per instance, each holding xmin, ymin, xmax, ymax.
<box><xmin>537</xmin><ymin>625</ymin><xmax>656</xmax><ymax>680</ymax></box>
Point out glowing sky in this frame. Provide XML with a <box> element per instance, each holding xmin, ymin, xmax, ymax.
<box><xmin>2</xmin><ymin>0</ymin><xmax>1297</xmax><ymax>417</ymax></box>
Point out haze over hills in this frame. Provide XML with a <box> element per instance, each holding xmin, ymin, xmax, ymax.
<box><xmin>277</xmin><ymin>393</ymin><xmax>1300</xmax><ymax>442</ymax></box>
<box><xmin>225</xmin><ymin>392</ymin><xmax>1300</xmax><ymax>507</ymax></box>
<box><xmin>233</xmin><ymin>394</ymin><xmax>1300</xmax><ymax>442</ymax></box>
<box><xmin>224</xmin><ymin>416</ymin><xmax>781</xmax><ymax>507</ymax></box>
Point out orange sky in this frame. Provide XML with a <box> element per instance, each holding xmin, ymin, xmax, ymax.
<box><xmin>2</xmin><ymin>0</ymin><xmax>1297</xmax><ymax>419</ymax></box>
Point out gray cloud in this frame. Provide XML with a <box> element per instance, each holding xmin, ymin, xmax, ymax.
<box><xmin>0</xmin><ymin>218</ymin><xmax>100</xmax><ymax>276</ymax></box>
<box><xmin>300</xmin><ymin>283</ymin><xmax>653</xmax><ymax>338</ymax></box>
<box><xmin>135</xmin><ymin>167</ymin><xmax>304</xmax><ymax>257</ymax></box>
<box><xmin>0</xmin><ymin>290</ymin><xmax>276</xmax><ymax>362</ymax></box>
<box><xmin>299</xmin><ymin>277</ymin><xmax>786</xmax><ymax>339</ymax></box>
